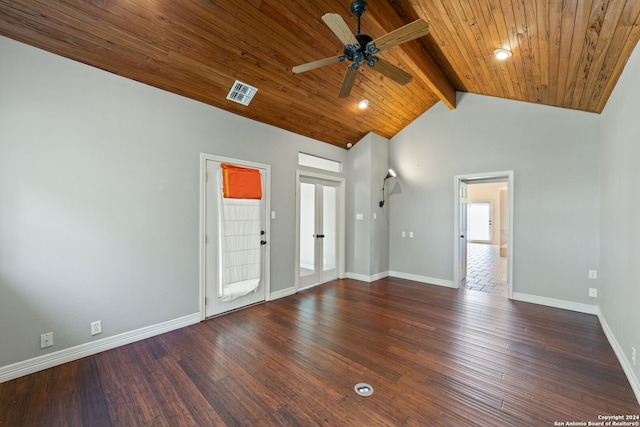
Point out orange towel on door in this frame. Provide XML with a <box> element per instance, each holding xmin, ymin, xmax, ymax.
<box><xmin>221</xmin><ymin>163</ymin><xmax>262</xmax><ymax>199</ymax></box>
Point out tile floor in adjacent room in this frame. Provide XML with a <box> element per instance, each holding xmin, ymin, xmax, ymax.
<box><xmin>462</xmin><ymin>242</ymin><xmax>508</xmax><ymax>296</ymax></box>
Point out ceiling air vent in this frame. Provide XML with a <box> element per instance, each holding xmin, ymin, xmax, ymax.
<box><xmin>226</xmin><ymin>80</ymin><xmax>258</xmax><ymax>106</ymax></box>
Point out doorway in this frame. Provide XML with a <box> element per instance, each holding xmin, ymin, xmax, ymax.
<box><xmin>199</xmin><ymin>154</ymin><xmax>271</xmax><ymax>319</ymax></box>
<box><xmin>453</xmin><ymin>171</ymin><xmax>513</xmax><ymax>298</ymax></box>
<box><xmin>296</xmin><ymin>172</ymin><xmax>345</xmax><ymax>290</ymax></box>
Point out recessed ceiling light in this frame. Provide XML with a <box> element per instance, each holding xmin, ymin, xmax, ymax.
<box><xmin>494</xmin><ymin>48</ymin><xmax>512</xmax><ymax>60</ymax></box>
<box><xmin>357</xmin><ymin>99</ymin><xmax>369</xmax><ymax>109</ymax></box>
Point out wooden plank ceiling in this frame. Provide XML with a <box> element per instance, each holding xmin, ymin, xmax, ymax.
<box><xmin>2</xmin><ymin>0</ymin><xmax>640</xmax><ymax>148</ymax></box>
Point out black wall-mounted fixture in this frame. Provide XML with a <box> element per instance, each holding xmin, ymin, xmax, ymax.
<box><xmin>379</xmin><ymin>168</ymin><xmax>396</xmax><ymax>207</ymax></box>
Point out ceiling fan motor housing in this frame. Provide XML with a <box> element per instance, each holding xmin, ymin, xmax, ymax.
<box><xmin>343</xmin><ymin>33</ymin><xmax>374</xmax><ymax>64</ymax></box>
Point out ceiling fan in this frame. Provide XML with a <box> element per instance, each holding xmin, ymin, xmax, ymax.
<box><xmin>292</xmin><ymin>0</ymin><xmax>430</xmax><ymax>99</ymax></box>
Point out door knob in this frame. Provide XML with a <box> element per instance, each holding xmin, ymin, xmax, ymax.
<box><xmin>260</xmin><ymin>240</ymin><xmax>267</xmax><ymax>245</ymax></box>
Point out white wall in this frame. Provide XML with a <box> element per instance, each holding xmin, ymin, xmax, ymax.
<box><xmin>369</xmin><ymin>133</ymin><xmax>391</xmax><ymax>276</ymax></box>
<box><xmin>599</xmin><ymin>38</ymin><xmax>640</xmax><ymax>391</ymax></box>
<box><xmin>345</xmin><ymin>135</ymin><xmax>372</xmax><ymax>277</ymax></box>
<box><xmin>345</xmin><ymin>132</ymin><xmax>390</xmax><ymax>279</ymax></box>
<box><xmin>389</xmin><ymin>92</ymin><xmax>601</xmax><ymax>304</ymax></box>
<box><xmin>0</xmin><ymin>36</ymin><xmax>346</xmax><ymax>368</ymax></box>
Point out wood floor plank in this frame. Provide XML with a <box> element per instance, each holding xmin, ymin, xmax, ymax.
<box><xmin>1</xmin><ymin>277</ymin><xmax>638</xmax><ymax>426</ymax></box>
<box><xmin>74</xmin><ymin>358</ymin><xmax>111</xmax><ymax>427</ymax></box>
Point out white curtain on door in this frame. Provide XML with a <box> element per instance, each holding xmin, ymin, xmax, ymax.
<box><xmin>217</xmin><ymin>170</ymin><xmax>261</xmax><ymax>302</ymax></box>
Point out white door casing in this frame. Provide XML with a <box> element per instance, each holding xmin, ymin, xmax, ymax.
<box><xmin>199</xmin><ymin>153</ymin><xmax>271</xmax><ymax>319</ymax></box>
<box><xmin>459</xmin><ymin>182</ymin><xmax>468</xmax><ymax>283</ymax></box>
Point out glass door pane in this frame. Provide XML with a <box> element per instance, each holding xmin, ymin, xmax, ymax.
<box><xmin>322</xmin><ymin>185</ymin><xmax>336</xmax><ymax>272</ymax></box>
<box><xmin>299</xmin><ymin>182</ymin><xmax>316</xmax><ymax>277</ymax></box>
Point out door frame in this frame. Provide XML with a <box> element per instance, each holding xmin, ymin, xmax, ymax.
<box><xmin>295</xmin><ymin>170</ymin><xmax>346</xmax><ymax>291</ymax></box>
<box><xmin>199</xmin><ymin>153</ymin><xmax>271</xmax><ymax>320</ymax></box>
<box><xmin>458</xmin><ymin>181</ymin><xmax>468</xmax><ymax>284</ymax></box>
<box><xmin>453</xmin><ymin>171</ymin><xmax>514</xmax><ymax>299</ymax></box>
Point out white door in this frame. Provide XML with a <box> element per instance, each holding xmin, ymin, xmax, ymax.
<box><xmin>459</xmin><ymin>182</ymin><xmax>468</xmax><ymax>283</ymax></box>
<box><xmin>298</xmin><ymin>177</ymin><xmax>339</xmax><ymax>288</ymax></box>
<box><xmin>203</xmin><ymin>158</ymin><xmax>269</xmax><ymax>317</ymax></box>
<box><xmin>468</xmin><ymin>201</ymin><xmax>493</xmax><ymax>243</ymax></box>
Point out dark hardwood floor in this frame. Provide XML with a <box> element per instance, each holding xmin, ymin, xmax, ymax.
<box><xmin>1</xmin><ymin>278</ymin><xmax>639</xmax><ymax>426</ymax></box>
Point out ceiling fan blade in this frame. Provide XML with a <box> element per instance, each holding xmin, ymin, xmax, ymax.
<box><xmin>338</xmin><ymin>64</ymin><xmax>359</xmax><ymax>98</ymax></box>
<box><xmin>369</xmin><ymin>58</ymin><xmax>413</xmax><ymax>85</ymax></box>
<box><xmin>292</xmin><ymin>56</ymin><xmax>343</xmax><ymax>74</ymax></box>
<box><xmin>367</xmin><ymin>19</ymin><xmax>429</xmax><ymax>53</ymax></box>
<box><xmin>322</xmin><ymin>13</ymin><xmax>359</xmax><ymax>47</ymax></box>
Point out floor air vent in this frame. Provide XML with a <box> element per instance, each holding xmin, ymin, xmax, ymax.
<box><xmin>226</xmin><ymin>80</ymin><xmax>258</xmax><ymax>106</ymax></box>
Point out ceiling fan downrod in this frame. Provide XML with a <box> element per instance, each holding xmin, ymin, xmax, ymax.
<box><xmin>345</xmin><ymin>1</ymin><xmax>373</xmax><ymax>65</ymax></box>
<box><xmin>350</xmin><ymin>0</ymin><xmax>368</xmax><ymax>35</ymax></box>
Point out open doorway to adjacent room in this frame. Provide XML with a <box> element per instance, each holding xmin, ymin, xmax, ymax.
<box><xmin>463</xmin><ymin>183</ymin><xmax>509</xmax><ymax>296</ymax></box>
<box><xmin>454</xmin><ymin>172</ymin><xmax>513</xmax><ymax>298</ymax></box>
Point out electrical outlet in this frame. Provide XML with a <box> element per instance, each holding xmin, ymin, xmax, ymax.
<box><xmin>588</xmin><ymin>270</ymin><xmax>598</xmax><ymax>279</ymax></box>
<box><xmin>588</xmin><ymin>288</ymin><xmax>598</xmax><ymax>298</ymax></box>
<box><xmin>409</xmin><ymin>231</ymin><xmax>414</xmax><ymax>238</ymax></box>
<box><xmin>632</xmin><ymin>347</ymin><xmax>636</xmax><ymax>366</ymax></box>
<box><xmin>91</xmin><ymin>320</ymin><xmax>102</xmax><ymax>336</ymax></box>
<box><xmin>40</xmin><ymin>332</ymin><xmax>53</xmax><ymax>349</ymax></box>
<box><xmin>402</xmin><ymin>231</ymin><xmax>406</xmax><ymax>238</ymax></box>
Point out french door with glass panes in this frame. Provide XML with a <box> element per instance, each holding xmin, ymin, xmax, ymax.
<box><xmin>298</xmin><ymin>177</ymin><xmax>339</xmax><ymax>288</ymax></box>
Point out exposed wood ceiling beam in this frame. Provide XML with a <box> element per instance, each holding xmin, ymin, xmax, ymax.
<box><xmin>367</xmin><ymin>1</ymin><xmax>457</xmax><ymax>110</ymax></box>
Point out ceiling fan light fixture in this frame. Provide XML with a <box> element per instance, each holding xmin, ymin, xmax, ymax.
<box><xmin>494</xmin><ymin>48</ymin><xmax>512</xmax><ymax>60</ymax></box>
<box><xmin>358</xmin><ymin>99</ymin><xmax>369</xmax><ymax>109</ymax></box>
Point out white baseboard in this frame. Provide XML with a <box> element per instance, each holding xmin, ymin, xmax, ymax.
<box><xmin>346</xmin><ymin>272</ymin><xmax>372</xmax><ymax>282</ymax></box>
<box><xmin>598</xmin><ymin>311</ymin><xmax>640</xmax><ymax>405</ymax></box>
<box><xmin>345</xmin><ymin>271</ymin><xmax>390</xmax><ymax>283</ymax></box>
<box><xmin>370</xmin><ymin>271</ymin><xmax>390</xmax><ymax>282</ymax></box>
<box><xmin>388</xmin><ymin>271</ymin><xmax>456</xmax><ymax>288</ymax></box>
<box><xmin>0</xmin><ymin>312</ymin><xmax>201</xmax><ymax>384</ymax></box>
<box><xmin>269</xmin><ymin>286</ymin><xmax>296</xmax><ymax>300</ymax></box>
<box><xmin>511</xmin><ymin>292</ymin><xmax>599</xmax><ymax>315</ymax></box>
